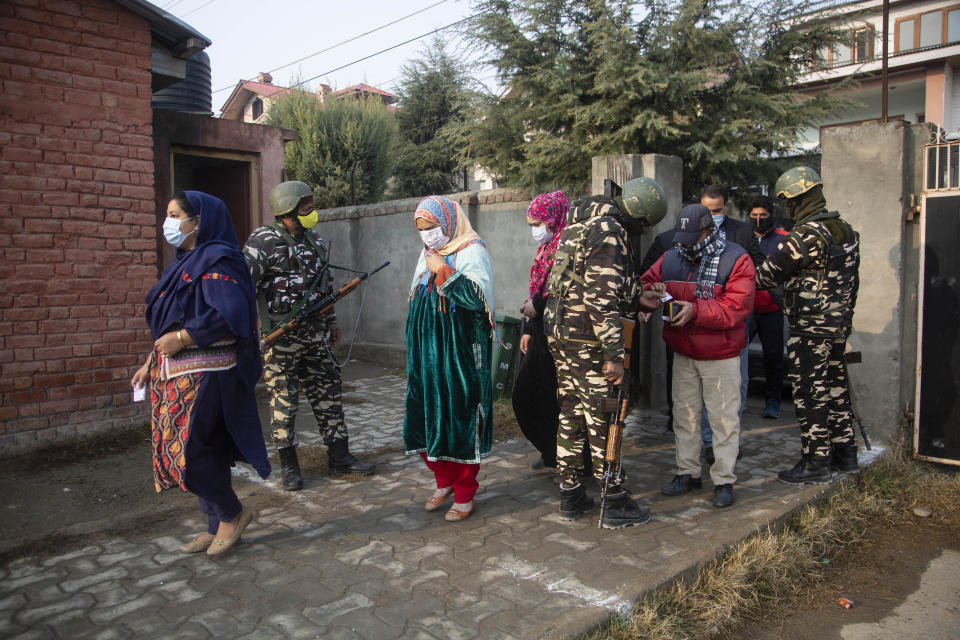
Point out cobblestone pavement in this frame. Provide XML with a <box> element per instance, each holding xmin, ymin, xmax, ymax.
<box><xmin>1</xmin><ymin>365</ymin><xmax>882</xmax><ymax>639</ymax></box>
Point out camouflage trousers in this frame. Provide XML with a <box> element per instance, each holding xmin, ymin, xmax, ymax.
<box><xmin>787</xmin><ymin>334</ymin><xmax>855</xmax><ymax>457</ymax></box>
<box><xmin>263</xmin><ymin>328</ymin><xmax>347</xmax><ymax>448</ymax></box>
<box><xmin>547</xmin><ymin>336</ymin><xmax>617</xmax><ymax>487</ymax></box>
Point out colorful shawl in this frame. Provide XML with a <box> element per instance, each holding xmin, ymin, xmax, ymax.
<box><xmin>526</xmin><ymin>191</ymin><xmax>568</xmax><ymax>298</ymax></box>
<box><xmin>411</xmin><ymin>195</ymin><xmax>499</xmax><ymax>343</ymax></box>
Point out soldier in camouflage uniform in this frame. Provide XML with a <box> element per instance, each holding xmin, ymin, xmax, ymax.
<box><xmin>544</xmin><ymin>177</ymin><xmax>666</xmax><ymax>528</ymax></box>
<box><xmin>243</xmin><ymin>181</ymin><xmax>375</xmax><ymax>491</ymax></box>
<box><xmin>756</xmin><ymin>166</ymin><xmax>860</xmax><ymax>484</ymax></box>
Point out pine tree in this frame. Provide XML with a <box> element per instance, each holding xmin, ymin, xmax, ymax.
<box><xmin>390</xmin><ymin>38</ymin><xmax>475</xmax><ymax>198</ymax></box>
<box><xmin>462</xmin><ymin>0</ymin><xmax>847</xmax><ymax>198</ymax></box>
<box><xmin>266</xmin><ymin>88</ymin><xmax>398</xmax><ymax>208</ymax></box>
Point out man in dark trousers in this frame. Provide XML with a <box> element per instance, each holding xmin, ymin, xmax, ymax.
<box><xmin>748</xmin><ymin>196</ymin><xmax>789</xmax><ymax>419</ymax></box>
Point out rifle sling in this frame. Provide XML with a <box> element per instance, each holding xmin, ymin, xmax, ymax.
<box><xmin>257</xmin><ymin>222</ymin><xmax>330</xmax><ymax>336</ymax></box>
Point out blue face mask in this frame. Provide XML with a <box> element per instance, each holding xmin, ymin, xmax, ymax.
<box><xmin>712</xmin><ymin>214</ymin><xmax>725</xmax><ymax>227</ymax></box>
<box><xmin>163</xmin><ymin>216</ymin><xmax>196</xmax><ymax>248</ymax></box>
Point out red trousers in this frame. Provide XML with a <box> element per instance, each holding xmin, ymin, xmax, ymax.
<box><xmin>419</xmin><ymin>453</ymin><xmax>479</xmax><ymax>503</ymax></box>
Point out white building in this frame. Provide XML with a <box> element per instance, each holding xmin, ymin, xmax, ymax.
<box><xmin>796</xmin><ymin>0</ymin><xmax>960</xmax><ymax>149</ymax></box>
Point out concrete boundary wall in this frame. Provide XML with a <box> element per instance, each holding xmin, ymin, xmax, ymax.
<box><xmin>313</xmin><ymin>188</ymin><xmax>535</xmax><ymax>368</ymax></box>
<box><xmin>821</xmin><ymin>121</ymin><xmax>927</xmax><ymax>444</ymax></box>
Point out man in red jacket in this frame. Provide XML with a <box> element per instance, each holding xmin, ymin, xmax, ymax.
<box><xmin>642</xmin><ymin>204</ymin><xmax>755</xmax><ymax>508</ymax></box>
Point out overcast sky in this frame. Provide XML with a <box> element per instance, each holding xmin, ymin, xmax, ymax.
<box><xmin>160</xmin><ymin>0</ymin><xmax>483</xmax><ymax>115</ymax></box>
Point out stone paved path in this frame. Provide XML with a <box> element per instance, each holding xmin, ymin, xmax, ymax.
<box><xmin>1</xmin><ymin>365</ymin><xmax>882</xmax><ymax>639</ymax></box>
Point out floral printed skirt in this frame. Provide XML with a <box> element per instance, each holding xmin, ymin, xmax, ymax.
<box><xmin>149</xmin><ymin>350</ymin><xmax>206</xmax><ymax>493</ymax></box>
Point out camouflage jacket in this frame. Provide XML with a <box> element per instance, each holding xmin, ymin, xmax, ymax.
<box><xmin>543</xmin><ymin>198</ymin><xmax>639</xmax><ymax>362</ymax></box>
<box><xmin>242</xmin><ymin>223</ymin><xmax>336</xmax><ymax>333</ymax></box>
<box><xmin>755</xmin><ymin>211</ymin><xmax>859</xmax><ymax>337</ymax></box>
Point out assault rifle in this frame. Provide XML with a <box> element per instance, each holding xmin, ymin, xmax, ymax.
<box><xmin>598</xmin><ymin>317</ymin><xmax>635</xmax><ymax>529</ymax></box>
<box><xmin>843</xmin><ymin>350</ymin><xmax>871</xmax><ymax>451</ymax></box>
<box><xmin>260</xmin><ymin>261</ymin><xmax>390</xmax><ymax>349</ymax></box>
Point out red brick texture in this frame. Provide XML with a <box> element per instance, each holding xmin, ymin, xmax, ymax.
<box><xmin>0</xmin><ymin>0</ymin><xmax>156</xmax><ymax>452</ymax></box>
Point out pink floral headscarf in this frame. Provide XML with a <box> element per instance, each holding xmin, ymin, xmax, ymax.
<box><xmin>527</xmin><ymin>191</ymin><xmax>569</xmax><ymax>299</ymax></box>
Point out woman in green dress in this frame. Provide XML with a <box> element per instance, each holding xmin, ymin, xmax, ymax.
<box><xmin>404</xmin><ymin>195</ymin><xmax>495</xmax><ymax>522</ymax></box>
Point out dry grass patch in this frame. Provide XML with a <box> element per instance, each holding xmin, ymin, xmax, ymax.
<box><xmin>585</xmin><ymin>428</ymin><xmax>960</xmax><ymax>640</ymax></box>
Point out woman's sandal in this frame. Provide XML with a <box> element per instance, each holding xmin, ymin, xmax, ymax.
<box><xmin>424</xmin><ymin>487</ymin><xmax>454</xmax><ymax>511</ymax></box>
<box><xmin>444</xmin><ymin>500</ymin><xmax>474</xmax><ymax>522</ymax></box>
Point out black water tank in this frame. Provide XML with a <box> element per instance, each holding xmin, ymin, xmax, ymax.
<box><xmin>151</xmin><ymin>51</ymin><xmax>213</xmax><ymax>116</ymax></box>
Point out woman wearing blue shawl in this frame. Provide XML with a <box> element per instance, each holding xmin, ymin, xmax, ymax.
<box><xmin>131</xmin><ymin>191</ymin><xmax>270</xmax><ymax>556</ymax></box>
<box><xmin>404</xmin><ymin>196</ymin><xmax>495</xmax><ymax>522</ymax></box>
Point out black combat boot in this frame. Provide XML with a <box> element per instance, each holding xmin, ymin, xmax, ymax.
<box><xmin>831</xmin><ymin>444</ymin><xmax>859</xmax><ymax>473</ymax></box>
<box><xmin>327</xmin><ymin>438</ymin><xmax>375</xmax><ymax>475</ymax></box>
<box><xmin>777</xmin><ymin>454</ymin><xmax>832</xmax><ymax>485</ymax></box>
<box><xmin>277</xmin><ymin>446</ymin><xmax>303</xmax><ymax>491</ymax></box>
<box><xmin>600</xmin><ymin>488</ymin><xmax>651</xmax><ymax>529</ymax></box>
<box><xmin>559</xmin><ymin>482</ymin><xmax>594</xmax><ymax>521</ymax></box>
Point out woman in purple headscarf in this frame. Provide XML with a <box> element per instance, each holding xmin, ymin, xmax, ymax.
<box><xmin>130</xmin><ymin>191</ymin><xmax>270</xmax><ymax>557</ymax></box>
<box><xmin>513</xmin><ymin>191</ymin><xmax>569</xmax><ymax>469</ymax></box>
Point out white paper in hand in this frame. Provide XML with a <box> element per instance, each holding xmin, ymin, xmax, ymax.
<box><xmin>659</xmin><ymin>292</ymin><xmax>674</xmax><ymax>302</ymax></box>
<box><xmin>133</xmin><ymin>385</ymin><xmax>146</xmax><ymax>402</ymax></box>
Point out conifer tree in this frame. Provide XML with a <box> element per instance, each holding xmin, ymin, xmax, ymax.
<box><xmin>390</xmin><ymin>39</ymin><xmax>475</xmax><ymax>198</ymax></box>
<box><xmin>267</xmin><ymin>87</ymin><xmax>398</xmax><ymax>208</ymax></box>
<box><xmin>460</xmin><ymin>0</ymin><xmax>846</xmax><ymax>198</ymax></box>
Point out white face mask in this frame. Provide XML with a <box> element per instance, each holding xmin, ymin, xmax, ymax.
<box><xmin>419</xmin><ymin>227</ymin><xmax>449</xmax><ymax>251</ymax></box>
<box><xmin>712</xmin><ymin>214</ymin><xmax>726</xmax><ymax>227</ymax></box>
<box><xmin>163</xmin><ymin>216</ymin><xmax>196</xmax><ymax>248</ymax></box>
<box><xmin>531</xmin><ymin>224</ymin><xmax>551</xmax><ymax>245</ymax></box>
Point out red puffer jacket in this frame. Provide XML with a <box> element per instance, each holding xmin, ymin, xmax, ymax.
<box><xmin>642</xmin><ymin>243</ymin><xmax>755</xmax><ymax>360</ymax></box>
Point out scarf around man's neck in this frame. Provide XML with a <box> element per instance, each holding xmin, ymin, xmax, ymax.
<box><xmin>677</xmin><ymin>227</ymin><xmax>726</xmax><ymax>299</ymax></box>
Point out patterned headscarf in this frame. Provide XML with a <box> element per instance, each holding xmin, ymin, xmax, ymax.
<box><xmin>526</xmin><ymin>191</ymin><xmax>569</xmax><ymax>298</ymax></box>
<box><xmin>413</xmin><ymin>195</ymin><xmax>483</xmax><ymax>256</ymax></box>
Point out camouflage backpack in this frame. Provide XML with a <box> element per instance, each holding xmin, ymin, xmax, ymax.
<box><xmin>546</xmin><ymin>197</ymin><xmax>639</xmax><ymax>314</ymax></box>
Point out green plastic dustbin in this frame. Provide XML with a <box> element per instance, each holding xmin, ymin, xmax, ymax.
<box><xmin>491</xmin><ymin>314</ymin><xmax>522</xmax><ymax>399</ymax></box>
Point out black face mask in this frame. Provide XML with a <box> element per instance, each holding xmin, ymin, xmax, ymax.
<box><xmin>752</xmin><ymin>215</ymin><xmax>773</xmax><ymax>234</ymax></box>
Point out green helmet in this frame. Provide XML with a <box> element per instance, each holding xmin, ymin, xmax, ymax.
<box><xmin>616</xmin><ymin>177</ymin><xmax>667</xmax><ymax>227</ymax></box>
<box><xmin>774</xmin><ymin>166</ymin><xmax>822</xmax><ymax>200</ymax></box>
<box><xmin>269</xmin><ymin>181</ymin><xmax>314</xmax><ymax>217</ymax></box>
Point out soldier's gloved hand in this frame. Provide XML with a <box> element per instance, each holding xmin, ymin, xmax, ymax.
<box><xmin>671</xmin><ymin>300</ymin><xmax>696</xmax><ymax>327</ymax></box>
<box><xmin>602</xmin><ymin>361</ymin><xmax>624</xmax><ymax>386</ymax></box>
<box><xmin>329</xmin><ymin>324</ymin><xmax>341</xmax><ymax>345</ymax></box>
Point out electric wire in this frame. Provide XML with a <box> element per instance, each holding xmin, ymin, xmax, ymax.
<box><xmin>181</xmin><ymin>0</ymin><xmax>218</xmax><ymax>18</ymax></box>
<box><xmin>217</xmin><ymin>14</ymin><xmax>478</xmax><ymax>118</ymax></box>
<box><xmin>211</xmin><ymin>0</ymin><xmax>453</xmax><ymax>95</ymax></box>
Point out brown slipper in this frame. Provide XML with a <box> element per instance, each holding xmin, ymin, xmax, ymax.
<box><xmin>444</xmin><ymin>501</ymin><xmax>474</xmax><ymax>522</ymax></box>
<box><xmin>424</xmin><ymin>487</ymin><xmax>453</xmax><ymax>511</ymax></box>
<box><xmin>207</xmin><ymin>508</ymin><xmax>254</xmax><ymax>556</ymax></box>
<box><xmin>179</xmin><ymin>535</ymin><xmax>215</xmax><ymax>554</ymax></box>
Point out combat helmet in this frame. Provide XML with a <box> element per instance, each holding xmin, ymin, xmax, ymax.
<box><xmin>616</xmin><ymin>177</ymin><xmax>667</xmax><ymax>227</ymax></box>
<box><xmin>774</xmin><ymin>166</ymin><xmax>822</xmax><ymax>200</ymax></box>
<box><xmin>269</xmin><ymin>181</ymin><xmax>314</xmax><ymax>217</ymax></box>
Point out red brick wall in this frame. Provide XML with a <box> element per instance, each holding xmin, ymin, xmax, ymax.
<box><xmin>0</xmin><ymin>0</ymin><xmax>157</xmax><ymax>451</ymax></box>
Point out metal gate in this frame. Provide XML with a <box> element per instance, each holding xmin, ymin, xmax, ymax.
<box><xmin>915</xmin><ymin>131</ymin><xmax>960</xmax><ymax>466</ymax></box>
